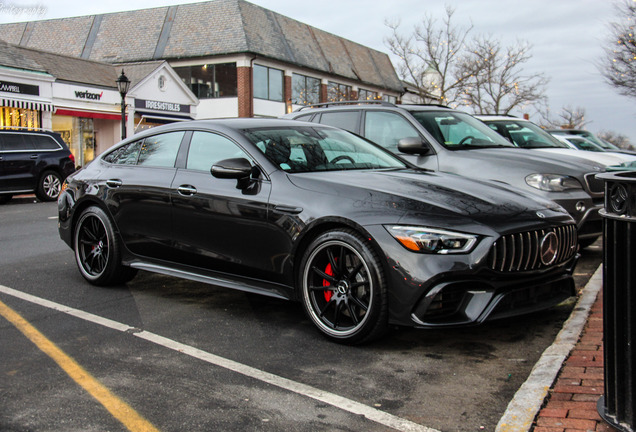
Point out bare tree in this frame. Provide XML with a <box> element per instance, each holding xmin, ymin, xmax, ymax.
<box><xmin>384</xmin><ymin>6</ymin><xmax>473</xmax><ymax>105</ymax></box>
<box><xmin>536</xmin><ymin>105</ymin><xmax>588</xmax><ymax>129</ymax></box>
<box><xmin>601</xmin><ymin>0</ymin><xmax>636</xmax><ymax>98</ymax></box>
<box><xmin>459</xmin><ymin>36</ymin><xmax>549</xmax><ymax>114</ymax></box>
<box><xmin>598</xmin><ymin>130</ymin><xmax>634</xmax><ymax>149</ymax></box>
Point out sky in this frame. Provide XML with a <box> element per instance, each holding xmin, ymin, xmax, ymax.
<box><xmin>1</xmin><ymin>0</ymin><xmax>634</xmax><ymax>142</ymax></box>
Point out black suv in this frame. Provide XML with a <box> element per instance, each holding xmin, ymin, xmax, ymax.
<box><xmin>0</xmin><ymin>128</ymin><xmax>76</xmax><ymax>203</ymax></box>
<box><xmin>284</xmin><ymin>102</ymin><xmax>606</xmax><ymax>247</ymax></box>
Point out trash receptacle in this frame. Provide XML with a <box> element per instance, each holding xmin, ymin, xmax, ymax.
<box><xmin>598</xmin><ymin>170</ymin><xmax>636</xmax><ymax>432</ymax></box>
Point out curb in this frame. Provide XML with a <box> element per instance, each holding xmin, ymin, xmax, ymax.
<box><xmin>495</xmin><ymin>265</ymin><xmax>603</xmax><ymax>431</ymax></box>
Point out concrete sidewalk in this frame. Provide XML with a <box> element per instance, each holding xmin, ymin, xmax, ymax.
<box><xmin>496</xmin><ymin>266</ymin><xmax>613</xmax><ymax>432</ymax></box>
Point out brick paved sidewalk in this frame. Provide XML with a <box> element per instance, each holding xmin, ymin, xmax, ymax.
<box><xmin>532</xmin><ymin>290</ymin><xmax>615</xmax><ymax>432</ymax></box>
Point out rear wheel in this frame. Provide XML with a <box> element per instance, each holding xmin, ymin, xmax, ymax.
<box><xmin>299</xmin><ymin>229</ymin><xmax>388</xmax><ymax>344</ymax></box>
<box><xmin>73</xmin><ymin>206</ymin><xmax>137</xmax><ymax>285</ymax></box>
<box><xmin>36</xmin><ymin>170</ymin><xmax>62</xmax><ymax>201</ymax></box>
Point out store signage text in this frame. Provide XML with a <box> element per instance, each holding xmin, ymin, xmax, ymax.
<box><xmin>0</xmin><ymin>80</ymin><xmax>39</xmax><ymax>96</ymax></box>
<box><xmin>74</xmin><ymin>90</ymin><xmax>103</xmax><ymax>100</ymax></box>
<box><xmin>135</xmin><ymin>98</ymin><xmax>190</xmax><ymax>114</ymax></box>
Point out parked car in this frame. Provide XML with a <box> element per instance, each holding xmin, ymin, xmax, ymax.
<box><xmin>0</xmin><ymin>128</ymin><xmax>76</xmax><ymax>203</ymax></box>
<box><xmin>548</xmin><ymin>129</ymin><xmax>636</xmax><ymax>155</ymax></box>
<box><xmin>551</xmin><ymin>135</ymin><xmax>607</xmax><ymax>152</ymax></box>
<box><xmin>475</xmin><ymin>115</ymin><xmax>636</xmax><ymax>168</ymax></box>
<box><xmin>284</xmin><ymin>102</ymin><xmax>604</xmax><ymax>247</ymax></box>
<box><xmin>58</xmin><ymin>119</ymin><xmax>578</xmax><ymax>344</ymax></box>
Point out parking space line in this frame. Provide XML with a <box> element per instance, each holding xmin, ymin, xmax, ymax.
<box><xmin>0</xmin><ymin>298</ymin><xmax>160</xmax><ymax>432</ymax></box>
<box><xmin>0</xmin><ymin>284</ymin><xmax>438</xmax><ymax>432</ymax></box>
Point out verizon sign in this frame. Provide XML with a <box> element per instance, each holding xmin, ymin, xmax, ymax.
<box><xmin>74</xmin><ymin>90</ymin><xmax>103</xmax><ymax>100</ymax></box>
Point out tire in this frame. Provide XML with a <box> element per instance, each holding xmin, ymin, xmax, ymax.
<box><xmin>0</xmin><ymin>195</ymin><xmax>12</xmax><ymax>204</ymax></box>
<box><xmin>73</xmin><ymin>206</ymin><xmax>137</xmax><ymax>286</ymax></box>
<box><xmin>299</xmin><ymin>229</ymin><xmax>388</xmax><ymax>344</ymax></box>
<box><xmin>36</xmin><ymin>170</ymin><xmax>62</xmax><ymax>201</ymax></box>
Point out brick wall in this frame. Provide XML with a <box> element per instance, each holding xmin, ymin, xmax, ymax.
<box><xmin>237</xmin><ymin>66</ymin><xmax>252</xmax><ymax>117</ymax></box>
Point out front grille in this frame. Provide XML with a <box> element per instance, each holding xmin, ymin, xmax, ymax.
<box><xmin>585</xmin><ymin>172</ymin><xmax>605</xmax><ymax>194</ymax></box>
<box><xmin>488</xmin><ymin>224</ymin><xmax>577</xmax><ymax>272</ymax></box>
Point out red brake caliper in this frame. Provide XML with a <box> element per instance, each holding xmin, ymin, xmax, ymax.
<box><xmin>323</xmin><ymin>262</ymin><xmax>334</xmax><ymax>301</ymax></box>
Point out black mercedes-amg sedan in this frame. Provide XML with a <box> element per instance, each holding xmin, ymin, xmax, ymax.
<box><xmin>58</xmin><ymin>118</ymin><xmax>578</xmax><ymax>344</ymax></box>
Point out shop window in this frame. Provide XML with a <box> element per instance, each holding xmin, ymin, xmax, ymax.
<box><xmin>327</xmin><ymin>82</ymin><xmax>352</xmax><ymax>102</ymax></box>
<box><xmin>186</xmin><ymin>131</ymin><xmax>248</xmax><ymax>171</ymax></box>
<box><xmin>0</xmin><ymin>107</ymin><xmax>40</xmax><ymax>129</ymax></box>
<box><xmin>292</xmin><ymin>74</ymin><xmax>320</xmax><ymax>105</ymax></box>
<box><xmin>253</xmin><ymin>65</ymin><xmax>283</xmax><ymax>101</ymax></box>
<box><xmin>358</xmin><ymin>89</ymin><xmax>379</xmax><ymax>101</ymax></box>
<box><xmin>52</xmin><ymin>115</ymin><xmax>94</xmax><ymax>167</ymax></box>
<box><xmin>382</xmin><ymin>95</ymin><xmax>397</xmax><ymax>104</ymax></box>
<box><xmin>174</xmin><ymin>63</ymin><xmax>238</xmax><ymax>99</ymax></box>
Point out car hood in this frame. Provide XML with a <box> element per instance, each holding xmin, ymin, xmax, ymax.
<box><xmin>440</xmin><ymin>147</ymin><xmax>605</xmax><ymax>178</ymax></box>
<box><xmin>287</xmin><ymin>168</ymin><xmax>572</xmax><ymax>234</ymax></box>
<box><xmin>534</xmin><ymin>148</ymin><xmax>636</xmax><ymax>166</ymax></box>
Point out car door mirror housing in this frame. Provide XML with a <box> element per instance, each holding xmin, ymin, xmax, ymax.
<box><xmin>397</xmin><ymin>137</ymin><xmax>430</xmax><ymax>155</ymax></box>
<box><xmin>211</xmin><ymin>158</ymin><xmax>254</xmax><ymax>179</ymax></box>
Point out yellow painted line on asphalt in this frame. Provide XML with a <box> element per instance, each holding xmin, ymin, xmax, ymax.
<box><xmin>0</xmin><ymin>299</ymin><xmax>160</xmax><ymax>432</ymax></box>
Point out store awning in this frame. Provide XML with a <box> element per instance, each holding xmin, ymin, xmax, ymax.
<box><xmin>1</xmin><ymin>97</ymin><xmax>53</xmax><ymax>111</ymax></box>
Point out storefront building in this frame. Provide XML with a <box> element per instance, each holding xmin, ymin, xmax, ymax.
<box><xmin>0</xmin><ymin>0</ymin><xmax>404</xmax><ymax>120</ymax></box>
<box><xmin>51</xmin><ymin>82</ymin><xmax>121</xmax><ymax>166</ymax></box>
<box><xmin>0</xmin><ymin>66</ymin><xmax>54</xmax><ymax>130</ymax></box>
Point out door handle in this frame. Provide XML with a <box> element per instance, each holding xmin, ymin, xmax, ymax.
<box><xmin>177</xmin><ymin>185</ymin><xmax>197</xmax><ymax>196</ymax></box>
<box><xmin>106</xmin><ymin>179</ymin><xmax>122</xmax><ymax>188</ymax></box>
<box><xmin>30</xmin><ymin>154</ymin><xmax>38</xmax><ymax>159</ymax></box>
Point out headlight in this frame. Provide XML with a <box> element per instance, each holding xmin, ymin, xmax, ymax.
<box><xmin>525</xmin><ymin>174</ymin><xmax>583</xmax><ymax>192</ymax></box>
<box><xmin>386</xmin><ymin>226</ymin><xmax>478</xmax><ymax>254</ymax></box>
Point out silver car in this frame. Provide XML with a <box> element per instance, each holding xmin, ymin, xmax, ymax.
<box><xmin>285</xmin><ymin>103</ymin><xmax>605</xmax><ymax>247</ymax></box>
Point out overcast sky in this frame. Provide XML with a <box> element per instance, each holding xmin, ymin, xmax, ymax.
<box><xmin>1</xmin><ymin>0</ymin><xmax>634</xmax><ymax>142</ymax></box>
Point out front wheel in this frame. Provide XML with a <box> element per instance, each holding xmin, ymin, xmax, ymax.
<box><xmin>299</xmin><ymin>229</ymin><xmax>388</xmax><ymax>344</ymax></box>
<box><xmin>36</xmin><ymin>170</ymin><xmax>62</xmax><ymax>201</ymax></box>
<box><xmin>73</xmin><ymin>206</ymin><xmax>137</xmax><ymax>286</ymax></box>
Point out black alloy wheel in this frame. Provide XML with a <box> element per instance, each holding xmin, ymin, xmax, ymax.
<box><xmin>36</xmin><ymin>170</ymin><xmax>62</xmax><ymax>201</ymax></box>
<box><xmin>300</xmin><ymin>229</ymin><xmax>387</xmax><ymax>344</ymax></box>
<box><xmin>74</xmin><ymin>206</ymin><xmax>136</xmax><ymax>286</ymax></box>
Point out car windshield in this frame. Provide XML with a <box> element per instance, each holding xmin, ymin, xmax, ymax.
<box><xmin>565</xmin><ymin>137</ymin><xmax>606</xmax><ymax>152</ymax></box>
<box><xmin>484</xmin><ymin>120</ymin><xmax>568</xmax><ymax>149</ymax></box>
<box><xmin>244</xmin><ymin>126</ymin><xmax>407</xmax><ymax>173</ymax></box>
<box><xmin>408</xmin><ymin>110</ymin><xmax>514</xmax><ymax>149</ymax></box>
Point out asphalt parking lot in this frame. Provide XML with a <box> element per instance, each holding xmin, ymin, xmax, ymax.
<box><xmin>0</xmin><ymin>199</ymin><xmax>602</xmax><ymax>432</ymax></box>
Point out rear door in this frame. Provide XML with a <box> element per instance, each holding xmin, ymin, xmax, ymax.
<box><xmin>0</xmin><ymin>132</ymin><xmax>37</xmax><ymax>193</ymax></box>
<box><xmin>101</xmin><ymin>131</ymin><xmax>184</xmax><ymax>260</ymax></box>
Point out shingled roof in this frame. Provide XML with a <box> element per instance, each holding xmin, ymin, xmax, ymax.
<box><xmin>0</xmin><ymin>40</ymin><xmax>119</xmax><ymax>87</ymax></box>
<box><xmin>0</xmin><ymin>0</ymin><xmax>402</xmax><ymax>92</ymax></box>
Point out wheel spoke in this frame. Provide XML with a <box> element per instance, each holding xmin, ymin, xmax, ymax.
<box><xmin>311</xmin><ymin>265</ymin><xmax>337</xmax><ymax>284</ymax></box>
<box><xmin>326</xmin><ymin>248</ymin><xmax>339</xmax><ymax>277</ymax></box>
<box><xmin>345</xmin><ymin>261</ymin><xmax>363</xmax><ymax>281</ymax></box>
<box><xmin>349</xmin><ymin>292</ymin><xmax>369</xmax><ymax>311</ymax></box>
<box><xmin>346</xmin><ymin>302</ymin><xmax>359</xmax><ymax>325</ymax></box>
<box><xmin>309</xmin><ymin>284</ymin><xmax>335</xmax><ymax>292</ymax></box>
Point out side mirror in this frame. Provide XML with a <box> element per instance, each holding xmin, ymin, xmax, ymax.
<box><xmin>211</xmin><ymin>158</ymin><xmax>254</xmax><ymax>179</ymax></box>
<box><xmin>397</xmin><ymin>137</ymin><xmax>431</xmax><ymax>155</ymax></box>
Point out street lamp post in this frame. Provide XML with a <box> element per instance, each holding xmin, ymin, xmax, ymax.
<box><xmin>116</xmin><ymin>69</ymin><xmax>130</xmax><ymax>140</ymax></box>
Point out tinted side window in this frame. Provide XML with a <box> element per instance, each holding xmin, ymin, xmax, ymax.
<box><xmin>0</xmin><ymin>133</ymin><xmax>31</xmax><ymax>151</ymax></box>
<box><xmin>318</xmin><ymin>111</ymin><xmax>360</xmax><ymax>133</ymax></box>
<box><xmin>137</xmin><ymin>132</ymin><xmax>184</xmax><ymax>168</ymax></box>
<box><xmin>103</xmin><ymin>141</ymin><xmax>142</xmax><ymax>165</ymax></box>
<box><xmin>364</xmin><ymin>111</ymin><xmax>420</xmax><ymax>152</ymax></box>
<box><xmin>30</xmin><ymin>135</ymin><xmax>63</xmax><ymax>150</ymax></box>
<box><xmin>186</xmin><ymin>132</ymin><xmax>248</xmax><ymax>171</ymax></box>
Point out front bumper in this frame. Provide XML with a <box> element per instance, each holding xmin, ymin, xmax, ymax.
<box><xmin>368</xmin><ymin>225</ymin><xmax>579</xmax><ymax>328</ymax></box>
